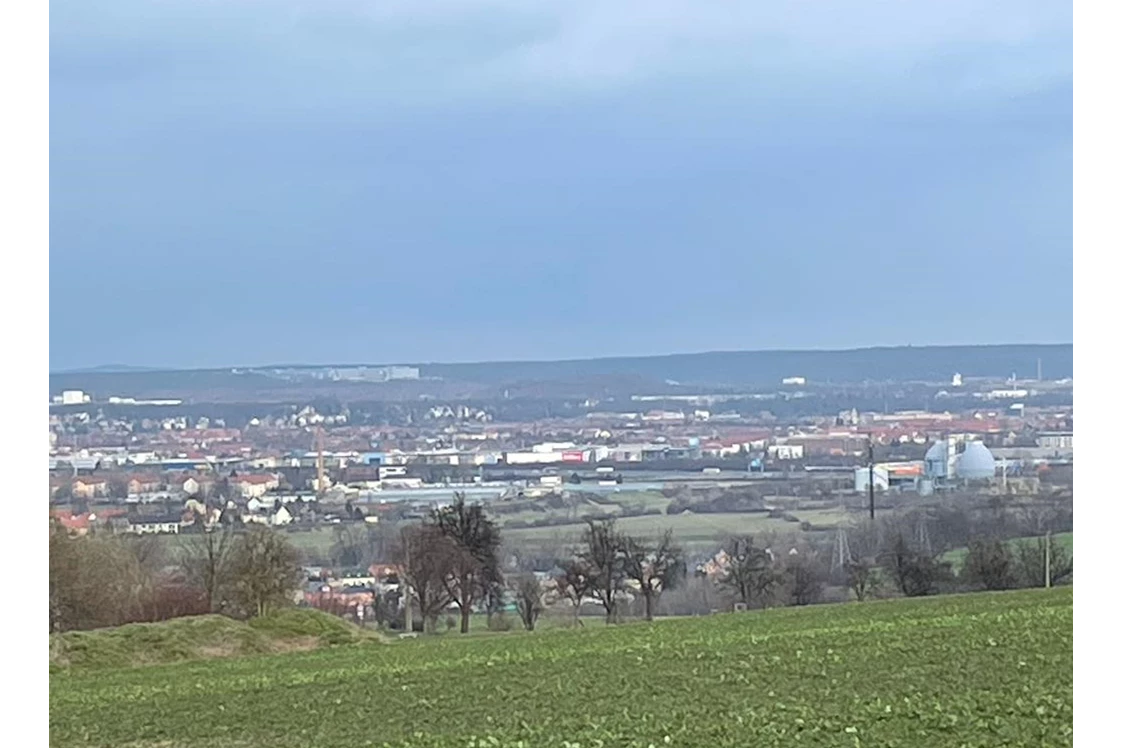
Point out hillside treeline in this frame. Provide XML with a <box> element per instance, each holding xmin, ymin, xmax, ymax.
<box><xmin>50</xmin><ymin>492</ymin><xmax>1073</xmax><ymax>635</ymax></box>
<box><xmin>49</xmin><ymin>521</ymin><xmax>303</xmax><ymax>632</ymax></box>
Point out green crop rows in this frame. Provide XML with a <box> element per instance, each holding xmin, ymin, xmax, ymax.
<box><xmin>50</xmin><ymin>588</ymin><xmax>1072</xmax><ymax>748</ymax></box>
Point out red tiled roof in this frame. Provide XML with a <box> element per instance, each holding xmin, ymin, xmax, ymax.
<box><xmin>53</xmin><ymin>512</ymin><xmax>91</xmax><ymax>531</ymax></box>
<box><xmin>128</xmin><ymin>475</ymin><xmax>163</xmax><ymax>484</ymax></box>
<box><xmin>233</xmin><ymin>474</ymin><xmax>278</xmax><ymax>485</ymax></box>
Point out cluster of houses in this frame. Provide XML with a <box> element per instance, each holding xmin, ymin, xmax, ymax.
<box><xmin>48</xmin><ymin>471</ymin><xmax>287</xmax><ymax>501</ymax></box>
<box><xmin>48</xmin><ymin>468</ymin><xmax>340</xmax><ymax>537</ymax></box>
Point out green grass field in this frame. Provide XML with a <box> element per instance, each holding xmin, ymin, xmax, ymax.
<box><xmin>503</xmin><ymin>508</ymin><xmax>848</xmax><ymax>552</ymax></box>
<box><xmin>50</xmin><ymin>588</ymin><xmax>1072</xmax><ymax>747</ymax></box>
<box><xmin>275</xmin><ymin>505</ymin><xmax>849</xmax><ymax>561</ymax></box>
<box><xmin>941</xmin><ymin>532</ymin><xmax>1074</xmax><ymax>573</ymax></box>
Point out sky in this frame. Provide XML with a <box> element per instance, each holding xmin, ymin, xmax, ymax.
<box><xmin>49</xmin><ymin>0</ymin><xmax>1073</xmax><ymax>371</ymax></box>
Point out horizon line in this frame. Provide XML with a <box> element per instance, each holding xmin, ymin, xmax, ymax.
<box><xmin>50</xmin><ymin>341</ymin><xmax>1075</xmax><ymax>376</ymax></box>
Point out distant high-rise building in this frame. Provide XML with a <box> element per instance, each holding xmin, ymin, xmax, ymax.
<box><xmin>328</xmin><ymin>365</ymin><xmax>420</xmax><ymax>382</ymax></box>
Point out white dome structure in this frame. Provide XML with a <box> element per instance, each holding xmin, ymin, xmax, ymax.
<box><xmin>924</xmin><ymin>440</ymin><xmax>950</xmax><ymax>479</ymax></box>
<box><xmin>957</xmin><ymin>441</ymin><xmax>997</xmax><ymax>480</ymax></box>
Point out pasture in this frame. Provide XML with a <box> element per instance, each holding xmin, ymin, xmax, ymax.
<box><xmin>50</xmin><ymin>587</ymin><xmax>1072</xmax><ymax>747</ymax></box>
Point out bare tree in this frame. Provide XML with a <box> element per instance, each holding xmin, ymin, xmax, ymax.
<box><xmin>430</xmin><ymin>493</ymin><xmax>502</xmax><ymax>634</ymax></box>
<box><xmin>847</xmin><ymin>519</ymin><xmax>882</xmax><ymax>561</ymax></box>
<box><xmin>555</xmin><ymin>558</ymin><xmax>594</xmax><ymax>627</ymax></box>
<box><xmin>227</xmin><ymin>526</ymin><xmax>303</xmax><ymax>618</ymax></box>
<box><xmin>179</xmin><ymin>527</ymin><xmax>234</xmax><ymax>613</ymax></box>
<box><xmin>882</xmin><ymin>533</ymin><xmax>952</xmax><ymax>598</ymax></box>
<box><xmin>395</xmin><ymin>525</ymin><xmax>455</xmax><ymax>634</ymax></box>
<box><xmin>1013</xmin><ymin>535</ymin><xmax>1073</xmax><ymax>588</ymax></box>
<box><xmin>119</xmin><ymin>533</ymin><xmax>175</xmax><ymax>620</ymax></box>
<box><xmin>658</xmin><ymin>573</ymin><xmax>720</xmax><ymax>616</ymax></box>
<box><xmin>579</xmin><ymin>518</ymin><xmax>628</xmax><ymax>624</ymax></box>
<box><xmin>511</xmin><ymin>573</ymin><xmax>545</xmax><ymax>631</ymax></box>
<box><xmin>962</xmin><ymin>538</ymin><xmax>1017</xmax><ymax>591</ymax></box>
<box><xmin>844</xmin><ymin>557</ymin><xmax>879</xmax><ymax>601</ymax></box>
<box><xmin>330</xmin><ymin>523</ymin><xmax>366</xmax><ymax>568</ymax></box>
<box><xmin>622</xmin><ymin>530</ymin><xmax>684</xmax><ymax>621</ymax></box>
<box><xmin>50</xmin><ymin>520</ymin><xmax>142</xmax><ymax>631</ymax></box>
<box><xmin>719</xmin><ymin>536</ymin><xmax>781</xmax><ymax>610</ymax></box>
<box><xmin>784</xmin><ymin>549</ymin><xmax>826</xmax><ymax>606</ymax></box>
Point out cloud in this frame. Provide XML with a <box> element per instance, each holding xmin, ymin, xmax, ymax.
<box><xmin>52</xmin><ymin>1</ymin><xmax>1071</xmax><ymax>110</ymax></box>
<box><xmin>49</xmin><ymin>1</ymin><xmax>1072</xmax><ymax>369</ymax></box>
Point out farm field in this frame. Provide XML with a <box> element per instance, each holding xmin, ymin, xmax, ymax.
<box><xmin>246</xmin><ymin>504</ymin><xmax>850</xmax><ymax>562</ymax></box>
<box><xmin>503</xmin><ymin>508</ymin><xmax>849</xmax><ymax>552</ymax></box>
<box><xmin>940</xmin><ymin>532</ymin><xmax>1074</xmax><ymax>573</ymax></box>
<box><xmin>50</xmin><ymin>587</ymin><xmax>1073</xmax><ymax>748</ymax></box>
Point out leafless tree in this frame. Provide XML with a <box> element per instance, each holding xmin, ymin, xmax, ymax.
<box><xmin>719</xmin><ymin>536</ymin><xmax>781</xmax><ymax>610</ymax></box>
<box><xmin>659</xmin><ymin>574</ymin><xmax>721</xmax><ymax>616</ymax></box>
<box><xmin>511</xmin><ymin>573</ymin><xmax>545</xmax><ymax>631</ymax></box>
<box><xmin>962</xmin><ymin>538</ymin><xmax>1017</xmax><ymax>591</ymax></box>
<box><xmin>227</xmin><ymin>526</ymin><xmax>303</xmax><ymax>618</ymax></box>
<box><xmin>784</xmin><ymin>549</ymin><xmax>826</xmax><ymax>606</ymax></box>
<box><xmin>430</xmin><ymin>493</ymin><xmax>503</xmax><ymax>634</ymax></box>
<box><xmin>330</xmin><ymin>523</ymin><xmax>367</xmax><ymax>568</ymax></box>
<box><xmin>579</xmin><ymin>518</ymin><xmax>628</xmax><ymax>624</ymax></box>
<box><xmin>622</xmin><ymin>530</ymin><xmax>684</xmax><ymax>621</ymax></box>
<box><xmin>179</xmin><ymin>527</ymin><xmax>234</xmax><ymax>613</ymax></box>
<box><xmin>1013</xmin><ymin>535</ymin><xmax>1073</xmax><ymax>588</ymax></box>
<box><xmin>881</xmin><ymin>533</ymin><xmax>952</xmax><ymax>598</ymax></box>
<box><xmin>847</xmin><ymin>519</ymin><xmax>882</xmax><ymax>561</ymax></box>
<box><xmin>555</xmin><ymin>558</ymin><xmax>594</xmax><ymax>626</ymax></box>
<box><xmin>395</xmin><ymin>525</ymin><xmax>455</xmax><ymax>634</ymax></box>
<box><xmin>49</xmin><ymin>519</ymin><xmax>149</xmax><ymax>631</ymax></box>
<box><xmin>844</xmin><ymin>557</ymin><xmax>879</xmax><ymax>601</ymax></box>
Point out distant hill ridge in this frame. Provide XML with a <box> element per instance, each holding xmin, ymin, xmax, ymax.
<box><xmin>51</xmin><ymin>343</ymin><xmax>1072</xmax><ymax>391</ymax></box>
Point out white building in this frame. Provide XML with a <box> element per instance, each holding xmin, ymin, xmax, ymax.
<box><xmin>128</xmin><ymin>519</ymin><xmax>181</xmax><ymax>535</ymax></box>
<box><xmin>271</xmin><ymin>505</ymin><xmax>294</xmax><ymax>526</ymax></box>
<box><xmin>60</xmin><ymin>390</ymin><xmax>91</xmax><ymax>405</ymax></box>
<box><xmin>855</xmin><ymin>462</ymin><xmax>924</xmax><ymax>492</ymax></box>
<box><xmin>1036</xmin><ymin>431</ymin><xmax>1073</xmax><ymax>452</ymax></box>
<box><xmin>386</xmin><ymin>366</ymin><xmax>420</xmax><ymax>380</ymax></box>
<box><xmin>767</xmin><ymin>444</ymin><xmax>805</xmax><ymax>460</ymax></box>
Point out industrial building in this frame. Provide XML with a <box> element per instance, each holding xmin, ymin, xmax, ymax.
<box><xmin>52</xmin><ymin>390</ymin><xmax>91</xmax><ymax>405</ymax></box>
<box><xmin>1036</xmin><ymin>431</ymin><xmax>1074</xmax><ymax>453</ymax></box>
<box><xmin>854</xmin><ymin>462</ymin><xmax>924</xmax><ymax>492</ymax></box>
<box><xmin>922</xmin><ymin>437</ymin><xmax>997</xmax><ymax>490</ymax></box>
<box><xmin>855</xmin><ymin>437</ymin><xmax>999</xmax><ymax>494</ymax></box>
<box><xmin>327</xmin><ymin>366</ymin><xmax>420</xmax><ymax>382</ymax></box>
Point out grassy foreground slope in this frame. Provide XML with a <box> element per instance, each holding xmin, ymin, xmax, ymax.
<box><xmin>50</xmin><ymin>588</ymin><xmax>1072</xmax><ymax>748</ymax></box>
<box><xmin>50</xmin><ymin>609</ymin><xmax>375</xmax><ymax>672</ymax></box>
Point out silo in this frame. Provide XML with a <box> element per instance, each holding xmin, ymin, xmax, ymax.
<box><xmin>957</xmin><ymin>441</ymin><xmax>997</xmax><ymax>480</ymax></box>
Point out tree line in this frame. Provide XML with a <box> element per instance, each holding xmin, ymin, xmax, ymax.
<box><xmin>49</xmin><ymin>519</ymin><xmax>303</xmax><ymax>632</ymax></box>
<box><xmin>51</xmin><ymin>493</ymin><xmax>1073</xmax><ymax>635</ymax></box>
<box><xmin>396</xmin><ymin>493</ymin><xmax>689</xmax><ymax>633</ymax></box>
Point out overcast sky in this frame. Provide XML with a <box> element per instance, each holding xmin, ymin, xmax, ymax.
<box><xmin>50</xmin><ymin>1</ymin><xmax>1072</xmax><ymax>370</ymax></box>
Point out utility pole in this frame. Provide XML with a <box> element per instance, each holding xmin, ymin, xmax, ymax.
<box><xmin>1044</xmin><ymin>530</ymin><xmax>1052</xmax><ymax>589</ymax></box>
<box><xmin>402</xmin><ymin>538</ymin><xmax>414</xmax><ymax>633</ymax></box>
<box><xmin>867</xmin><ymin>438</ymin><xmax>876</xmax><ymax>520</ymax></box>
<box><xmin>315</xmin><ymin>426</ymin><xmax>326</xmax><ymax>502</ymax></box>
